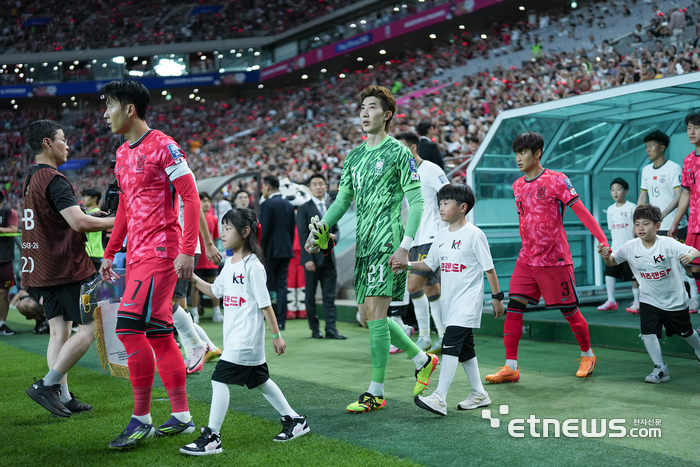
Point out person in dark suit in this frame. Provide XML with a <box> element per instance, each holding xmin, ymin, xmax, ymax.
<box><xmin>260</xmin><ymin>175</ymin><xmax>296</xmax><ymax>330</ymax></box>
<box><xmin>297</xmin><ymin>174</ymin><xmax>346</xmax><ymax>340</ymax></box>
<box><xmin>416</xmin><ymin>121</ymin><xmax>445</xmax><ymax>171</ymax></box>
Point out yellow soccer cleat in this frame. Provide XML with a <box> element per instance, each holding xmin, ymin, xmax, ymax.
<box><xmin>346</xmin><ymin>392</ymin><xmax>386</xmax><ymax>413</ymax></box>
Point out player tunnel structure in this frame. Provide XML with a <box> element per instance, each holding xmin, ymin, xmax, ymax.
<box><xmin>466</xmin><ymin>73</ymin><xmax>700</xmax><ymax>301</ymax></box>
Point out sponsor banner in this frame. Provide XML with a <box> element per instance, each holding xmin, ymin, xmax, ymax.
<box><xmin>0</xmin><ymin>70</ymin><xmax>259</xmax><ymax>99</ymax></box>
<box><xmin>335</xmin><ymin>33</ymin><xmax>373</xmax><ymax>54</ymax></box>
<box><xmin>261</xmin><ymin>0</ymin><xmax>506</xmax><ymax>81</ymax></box>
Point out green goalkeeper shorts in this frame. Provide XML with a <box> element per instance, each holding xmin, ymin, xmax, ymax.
<box><xmin>354</xmin><ymin>252</ymin><xmax>408</xmax><ymax>304</ymax></box>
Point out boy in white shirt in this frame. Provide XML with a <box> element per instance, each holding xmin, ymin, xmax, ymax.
<box><xmin>408</xmin><ymin>184</ymin><xmax>505</xmax><ymax>415</ymax></box>
<box><xmin>598</xmin><ymin>178</ymin><xmax>640</xmax><ymax>313</ymax></box>
<box><xmin>599</xmin><ymin>205</ymin><xmax>700</xmax><ymax>383</ymax></box>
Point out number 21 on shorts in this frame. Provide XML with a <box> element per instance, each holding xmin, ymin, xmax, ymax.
<box><xmin>368</xmin><ymin>264</ymin><xmax>385</xmax><ymax>284</ymax></box>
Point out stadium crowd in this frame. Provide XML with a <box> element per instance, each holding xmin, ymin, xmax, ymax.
<box><xmin>0</xmin><ymin>0</ymin><xmax>363</xmax><ymax>53</ymax></box>
<box><xmin>1</xmin><ymin>1</ymin><xmax>699</xmax><ymax>215</ymax></box>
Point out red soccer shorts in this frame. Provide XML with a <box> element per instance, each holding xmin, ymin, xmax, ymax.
<box><xmin>509</xmin><ymin>261</ymin><xmax>579</xmax><ymax>309</ymax></box>
<box><xmin>118</xmin><ymin>257</ymin><xmax>178</xmax><ymax>328</ymax></box>
<box><xmin>684</xmin><ymin>232</ymin><xmax>700</xmax><ymax>266</ymax></box>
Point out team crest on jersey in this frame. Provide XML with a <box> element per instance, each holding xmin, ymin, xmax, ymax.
<box><xmin>374</xmin><ymin>159</ymin><xmax>384</xmax><ymax>176</ymax></box>
<box><xmin>411</xmin><ymin>172</ymin><xmax>420</xmax><ymax>181</ymax></box>
<box><xmin>137</xmin><ymin>155</ymin><xmax>146</xmax><ymax>170</ymax></box>
<box><xmin>537</xmin><ymin>187</ymin><xmax>546</xmax><ymax>199</ymax></box>
<box><xmin>167</xmin><ymin>143</ymin><xmax>185</xmax><ymax>163</ymax></box>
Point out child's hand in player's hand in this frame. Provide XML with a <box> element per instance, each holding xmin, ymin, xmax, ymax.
<box><xmin>597</xmin><ymin>244</ymin><xmax>611</xmax><ymax>259</ymax></box>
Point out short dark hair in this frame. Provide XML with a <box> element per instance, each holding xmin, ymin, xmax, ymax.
<box><xmin>416</xmin><ymin>121</ymin><xmax>433</xmax><ymax>136</ymax></box>
<box><xmin>199</xmin><ymin>192</ymin><xmax>211</xmax><ymax>202</ymax></box>
<box><xmin>101</xmin><ymin>80</ymin><xmax>150</xmax><ymax>119</ymax></box>
<box><xmin>359</xmin><ymin>85</ymin><xmax>396</xmax><ymax>131</ymax></box>
<box><xmin>512</xmin><ymin>131</ymin><xmax>545</xmax><ymax>155</ymax></box>
<box><xmin>685</xmin><ymin>111</ymin><xmax>700</xmax><ymax>127</ymax></box>
<box><xmin>234</xmin><ymin>189</ymin><xmax>249</xmax><ymax>198</ymax></box>
<box><xmin>610</xmin><ymin>177</ymin><xmax>629</xmax><ymax>191</ymax></box>
<box><xmin>438</xmin><ymin>183</ymin><xmax>475</xmax><ymax>215</ymax></box>
<box><xmin>82</xmin><ymin>187</ymin><xmax>102</xmax><ymax>199</ymax></box>
<box><xmin>633</xmin><ymin>204</ymin><xmax>661</xmax><ymax>224</ymax></box>
<box><xmin>263</xmin><ymin>175</ymin><xmax>279</xmax><ymax>189</ymax></box>
<box><xmin>643</xmin><ymin>130</ymin><xmax>669</xmax><ymax>148</ymax></box>
<box><xmin>308</xmin><ymin>173</ymin><xmax>326</xmax><ymax>185</ymax></box>
<box><xmin>395</xmin><ymin>131</ymin><xmax>420</xmax><ymax>148</ymax></box>
<box><xmin>27</xmin><ymin>120</ymin><xmax>63</xmax><ymax>156</ymax></box>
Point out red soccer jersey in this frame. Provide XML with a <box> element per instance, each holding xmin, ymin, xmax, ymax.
<box><xmin>513</xmin><ymin>169</ymin><xmax>580</xmax><ymax>267</ymax></box>
<box><xmin>105</xmin><ymin>129</ymin><xmax>190</xmax><ymax>265</ymax></box>
<box><xmin>681</xmin><ymin>150</ymin><xmax>700</xmax><ymax>234</ymax></box>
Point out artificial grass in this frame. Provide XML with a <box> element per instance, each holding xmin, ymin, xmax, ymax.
<box><xmin>3</xmin><ymin>310</ymin><xmax>700</xmax><ymax>466</ymax></box>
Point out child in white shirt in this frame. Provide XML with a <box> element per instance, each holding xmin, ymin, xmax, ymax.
<box><xmin>180</xmin><ymin>208</ymin><xmax>309</xmax><ymax>455</ymax></box>
<box><xmin>409</xmin><ymin>184</ymin><xmax>505</xmax><ymax>415</ymax></box>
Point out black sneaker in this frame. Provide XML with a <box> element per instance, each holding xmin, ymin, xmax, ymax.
<box><xmin>26</xmin><ymin>378</ymin><xmax>71</xmax><ymax>417</ymax></box>
<box><xmin>180</xmin><ymin>426</ymin><xmax>222</xmax><ymax>456</ymax></box>
<box><xmin>109</xmin><ymin>417</ymin><xmax>155</xmax><ymax>449</ymax></box>
<box><xmin>64</xmin><ymin>393</ymin><xmax>92</xmax><ymax>412</ymax></box>
<box><xmin>273</xmin><ymin>415</ymin><xmax>310</xmax><ymax>442</ymax></box>
<box><xmin>34</xmin><ymin>320</ymin><xmax>49</xmax><ymax>334</ymax></box>
<box><xmin>0</xmin><ymin>323</ymin><xmax>15</xmax><ymax>336</ymax></box>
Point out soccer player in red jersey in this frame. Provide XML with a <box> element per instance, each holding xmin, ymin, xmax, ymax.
<box><xmin>99</xmin><ymin>80</ymin><xmax>201</xmax><ymax>449</ymax></box>
<box><xmin>486</xmin><ymin>132</ymin><xmax>610</xmax><ymax>384</ymax></box>
<box><xmin>669</xmin><ymin>112</ymin><xmax>700</xmax><ymax>303</ymax></box>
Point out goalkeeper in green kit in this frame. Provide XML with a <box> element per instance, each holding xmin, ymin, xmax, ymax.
<box><xmin>305</xmin><ymin>85</ymin><xmax>438</xmax><ymax>413</ymax></box>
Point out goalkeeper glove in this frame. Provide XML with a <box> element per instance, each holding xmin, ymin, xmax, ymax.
<box><xmin>309</xmin><ymin>215</ymin><xmax>335</xmax><ymax>256</ymax></box>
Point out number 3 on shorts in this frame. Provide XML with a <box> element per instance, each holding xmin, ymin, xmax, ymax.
<box><xmin>368</xmin><ymin>264</ymin><xmax>385</xmax><ymax>284</ymax></box>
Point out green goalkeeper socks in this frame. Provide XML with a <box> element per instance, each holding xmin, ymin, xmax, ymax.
<box><xmin>387</xmin><ymin>317</ymin><xmax>420</xmax><ymax>359</ymax></box>
<box><xmin>367</xmin><ymin>319</ymin><xmax>390</xmax><ymax>384</ymax></box>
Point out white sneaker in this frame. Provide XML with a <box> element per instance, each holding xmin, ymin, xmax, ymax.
<box><xmin>389</xmin><ymin>345</ymin><xmax>402</xmax><ymax>354</ymax></box>
<box><xmin>416</xmin><ymin>336</ymin><xmax>432</xmax><ymax>352</ymax></box>
<box><xmin>457</xmin><ymin>390</ymin><xmax>492</xmax><ymax>410</ymax></box>
<box><xmin>212</xmin><ymin>310</ymin><xmax>224</xmax><ymax>323</ymax></box>
<box><xmin>414</xmin><ymin>390</ymin><xmax>446</xmax><ymax>416</ymax></box>
<box><xmin>690</xmin><ymin>298</ymin><xmax>700</xmax><ymax>313</ymax></box>
<box><xmin>191</xmin><ymin>307</ymin><xmax>200</xmax><ymax>324</ymax></box>
<box><xmin>645</xmin><ymin>365</ymin><xmax>670</xmax><ymax>383</ymax></box>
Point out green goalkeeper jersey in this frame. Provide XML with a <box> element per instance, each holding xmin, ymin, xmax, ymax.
<box><xmin>338</xmin><ymin>135</ymin><xmax>422</xmax><ymax>258</ymax></box>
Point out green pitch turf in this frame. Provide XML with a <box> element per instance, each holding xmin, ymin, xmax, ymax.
<box><xmin>2</xmin><ymin>310</ymin><xmax>700</xmax><ymax>467</ymax></box>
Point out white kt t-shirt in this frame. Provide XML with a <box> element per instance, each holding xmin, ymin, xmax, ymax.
<box><xmin>423</xmin><ymin>223</ymin><xmax>494</xmax><ymax>328</ymax></box>
<box><xmin>210</xmin><ymin>254</ymin><xmax>271</xmax><ymax>365</ymax></box>
<box><xmin>611</xmin><ymin>236</ymin><xmax>692</xmax><ymax>311</ymax></box>
<box><xmin>606</xmin><ymin>200</ymin><xmax>636</xmax><ymax>251</ymax></box>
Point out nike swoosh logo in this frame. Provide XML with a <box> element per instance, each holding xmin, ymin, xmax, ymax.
<box><xmin>367</xmin><ymin>284</ymin><xmax>380</xmax><ymax>289</ymax></box>
<box><xmin>443</xmin><ymin>345</ymin><xmax>455</xmax><ymax>349</ymax></box>
<box><xmin>125</xmin><ymin>351</ymin><xmax>140</xmax><ymax>358</ymax></box>
<box><xmin>115</xmin><ymin>166</ymin><xmax>124</xmax><ymax>172</ymax></box>
<box><xmin>561</xmin><ymin>297</ymin><xmax>568</xmax><ymax>301</ymax></box>
<box><xmin>635</xmin><ymin>255</ymin><xmax>642</xmax><ymax>258</ymax></box>
<box><xmin>123</xmin><ymin>302</ymin><xmax>138</xmax><ymax>307</ymax></box>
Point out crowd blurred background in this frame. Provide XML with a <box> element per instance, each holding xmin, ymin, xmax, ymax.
<box><xmin>1</xmin><ymin>0</ymin><xmax>699</xmax><ymax>214</ymax></box>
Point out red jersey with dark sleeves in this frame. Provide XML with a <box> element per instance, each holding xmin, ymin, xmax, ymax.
<box><xmin>104</xmin><ymin>129</ymin><xmax>195</xmax><ymax>265</ymax></box>
<box><xmin>681</xmin><ymin>150</ymin><xmax>700</xmax><ymax>234</ymax></box>
<box><xmin>513</xmin><ymin>169</ymin><xmax>580</xmax><ymax>267</ymax></box>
